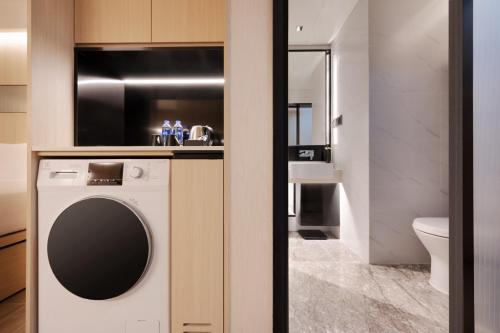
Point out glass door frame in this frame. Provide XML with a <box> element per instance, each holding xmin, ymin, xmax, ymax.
<box><xmin>273</xmin><ymin>0</ymin><xmax>475</xmax><ymax>332</ymax></box>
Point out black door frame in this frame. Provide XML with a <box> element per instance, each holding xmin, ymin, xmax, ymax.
<box><xmin>449</xmin><ymin>0</ymin><xmax>474</xmax><ymax>332</ymax></box>
<box><xmin>273</xmin><ymin>0</ymin><xmax>289</xmax><ymax>331</ymax></box>
<box><xmin>273</xmin><ymin>0</ymin><xmax>475</xmax><ymax>332</ymax></box>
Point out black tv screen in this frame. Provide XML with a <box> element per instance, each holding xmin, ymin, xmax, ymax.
<box><xmin>75</xmin><ymin>47</ymin><xmax>224</xmax><ymax>146</ymax></box>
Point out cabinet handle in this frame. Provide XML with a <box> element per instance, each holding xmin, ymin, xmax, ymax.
<box><xmin>182</xmin><ymin>322</ymin><xmax>212</xmax><ymax>333</ymax></box>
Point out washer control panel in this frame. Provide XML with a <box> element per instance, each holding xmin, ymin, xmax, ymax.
<box><xmin>37</xmin><ymin>159</ymin><xmax>170</xmax><ymax>188</ymax></box>
<box><xmin>128</xmin><ymin>166</ymin><xmax>144</xmax><ymax>179</ymax></box>
<box><xmin>87</xmin><ymin>162</ymin><xmax>124</xmax><ymax>186</ymax></box>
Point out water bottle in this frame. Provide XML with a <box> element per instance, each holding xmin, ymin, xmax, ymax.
<box><xmin>173</xmin><ymin>120</ymin><xmax>184</xmax><ymax>145</ymax></box>
<box><xmin>161</xmin><ymin>120</ymin><xmax>172</xmax><ymax>146</ymax></box>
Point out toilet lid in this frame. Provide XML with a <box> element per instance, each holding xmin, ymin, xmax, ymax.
<box><xmin>413</xmin><ymin>217</ymin><xmax>449</xmax><ymax>238</ymax></box>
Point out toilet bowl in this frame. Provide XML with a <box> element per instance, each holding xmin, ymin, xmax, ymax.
<box><xmin>413</xmin><ymin>217</ymin><xmax>449</xmax><ymax>294</ymax></box>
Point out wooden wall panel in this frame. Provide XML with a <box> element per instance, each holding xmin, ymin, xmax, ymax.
<box><xmin>0</xmin><ymin>0</ymin><xmax>27</xmax><ymax>30</ymax></box>
<box><xmin>227</xmin><ymin>0</ymin><xmax>273</xmax><ymax>331</ymax></box>
<box><xmin>0</xmin><ymin>32</ymin><xmax>27</xmax><ymax>85</ymax></box>
<box><xmin>0</xmin><ymin>113</ymin><xmax>27</xmax><ymax>143</ymax></box>
<box><xmin>0</xmin><ymin>86</ymin><xmax>27</xmax><ymax>114</ymax></box>
<box><xmin>30</xmin><ymin>0</ymin><xmax>74</xmax><ymax>147</ymax></box>
<box><xmin>75</xmin><ymin>0</ymin><xmax>152</xmax><ymax>43</ymax></box>
<box><xmin>26</xmin><ymin>151</ymin><xmax>39</xmax><ymax>333</ymax></box>
<box><xmin>152</xmin><ymin>0</ymin><xmax>225</xmax><ymax>43</ymax></box>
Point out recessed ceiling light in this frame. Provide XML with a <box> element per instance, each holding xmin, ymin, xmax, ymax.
<box><xmin>296</xmin><ymin>25</ymin><xmax>304</xmax><ymax>32</ymax></box>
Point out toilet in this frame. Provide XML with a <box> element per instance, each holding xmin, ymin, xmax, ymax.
<box><xmin>413</xmin><ymin>217</ymin><xmax>449</xmax><ymax>294</ymax></box>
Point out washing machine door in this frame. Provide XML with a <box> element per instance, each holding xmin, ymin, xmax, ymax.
<box><xmin>47</xmin><ymin>197</ymin><xmax>151</xmax><ymax>300</ymax></box>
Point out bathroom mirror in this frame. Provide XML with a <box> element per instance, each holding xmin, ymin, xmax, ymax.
<box><xmin>288</xmin><ymin>50</ymin><xmax>331</xmax><ymax>146</ymax></box>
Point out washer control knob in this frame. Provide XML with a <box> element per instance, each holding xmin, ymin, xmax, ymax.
<box><xmin>129</xmin><ymin>166</ymin><xmax>144</xmax><ymax>179</ymax></box>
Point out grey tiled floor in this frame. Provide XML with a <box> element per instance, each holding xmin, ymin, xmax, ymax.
<box><xmin>289</xmin><ymin>233</ymin><xmax>449</xmax><ymax>333</ymax></box>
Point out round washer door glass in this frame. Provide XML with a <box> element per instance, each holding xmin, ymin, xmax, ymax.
<box><xmin>47</xmin><ymin>197</ymin><xmax>151</xmax><ymax>300</ymax></box>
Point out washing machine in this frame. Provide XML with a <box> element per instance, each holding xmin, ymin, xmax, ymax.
<box><xmin>37</xmin><ymin>159</ymin><xmax>170</xmax><ymax>333</ymax></box>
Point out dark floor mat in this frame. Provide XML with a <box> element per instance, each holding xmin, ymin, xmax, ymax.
<box><xmin>298</xmin><ymin>230</ymin><xmax>328</xmax><ymax>240</ymax></box>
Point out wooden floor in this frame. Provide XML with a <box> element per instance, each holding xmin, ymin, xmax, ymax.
<box><xmin>0</xmin><ymin>290</ymin><xmax>25</xmax><ymax>333</ymax></box>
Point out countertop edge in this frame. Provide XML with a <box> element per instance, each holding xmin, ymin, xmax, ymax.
<box><xmin>32</xmin><ymin>146</ymin><xmax>224</xmax><ymax>152</ymax></box>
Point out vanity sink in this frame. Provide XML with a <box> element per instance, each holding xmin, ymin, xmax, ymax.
<box><xmin>288</xmin><ymin>162</ymin><xmax>343</xmax><ymax>184</ymax></box>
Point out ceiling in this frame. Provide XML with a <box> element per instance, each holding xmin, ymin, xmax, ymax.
<box><xmin>0</xmin><ymin>0</ymin><xmax>27</xmax><ymax>30</ymax></box>
<box><xmin>289</xmin><ymin>0</ymin><xmax>359</xmax><ymax>45</ymax></box>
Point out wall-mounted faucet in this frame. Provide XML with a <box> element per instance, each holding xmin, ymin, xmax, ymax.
<box><xmin>299</xmin><ymin>150</ymin><xmax>315</xmax><ymax>161</ymax></box>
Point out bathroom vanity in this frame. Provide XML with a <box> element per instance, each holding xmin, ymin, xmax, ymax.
<box><xmin>288</xmin><ymin>161</ymin><xmax>342</xmax><ymax>233</ymax></box>
<box><xmin>288</xmin><ymin>161</ymin><xmax>343</xmax><ymax>184</ymax></box>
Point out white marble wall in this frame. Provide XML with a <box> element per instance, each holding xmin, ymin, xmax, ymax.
<box><xmin>333</xmin><ymin>0</ymin><xmax>448</xmax><ymax>264</ymax></box>
<box><xmin>368</xmin><ymin>0</ymin><xmax>449</xmax><ymax>264</ymax></box>
<box><xmin>333</xmin><ymin>0</ymin><xmax>370</xmax><ymax>262</ymax></box>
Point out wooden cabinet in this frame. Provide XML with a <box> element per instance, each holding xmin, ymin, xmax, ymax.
<box><xmin>75</xmin><ymin>0</ymin><xmax>225</xmax><ymax>44</ymax></box>
<box><xmin>75</xmin><ymin>0</ymin><xmax>152</xmax><ymax>43</ymax></box>
<box><xmin>152</xmin><ymin>0</ymin><xmax>225</xmax><ymax>43</ymax></box>
<box><xmin>0</xmin><ymin>232</ymin><xmax>26</xmax><ymax>301</ymax></box>
<box><xmin>171</xmin><ymin>159</ymin><xmax>223</xmax><ymax>333</ymax></box>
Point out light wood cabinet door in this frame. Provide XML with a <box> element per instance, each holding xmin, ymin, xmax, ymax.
<box><xmin>171</xmin><ymin>159</ymin><xmax>223</xmax><ymax>333</ymax></box>
<box><xmin>152</xmin><ymin>0</ymin><xmax>225</xmax><ymax>43</ymax></box>
<box><xmin>75</xmin><ymin>0</ymin><xmax>152</xmax><ymax>43</ymax></box>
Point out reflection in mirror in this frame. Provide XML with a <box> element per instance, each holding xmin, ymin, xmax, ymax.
<box><xmin>288</xmin><ymin>103</ymin><xmax>313</xmax><ymax>145</ymax></box>
<box><xmin>288</xmin><ymin>50</ymin><xmax>330</xmax><ymax>146</ymax></box>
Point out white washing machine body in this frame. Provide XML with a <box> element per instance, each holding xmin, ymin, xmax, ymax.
<box><xmin>37</xmin><ymin>159</ymin><xmax>170</xmax><ymax>333</ymax></box>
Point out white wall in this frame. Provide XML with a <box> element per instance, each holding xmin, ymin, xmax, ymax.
<box><xmin>368</xmin><ymin>0</ymin><xmax>449</xmax><ymax>264</ymax></box>
<box><xmin>227</xmin><ymin>0</ymin><xmax>273</xmax><ymax>331</ymax></box>
<box><xmin>333</xmin><ymin>0</ymin><xmax>448</xmax><ymax>264</ymax></box>
<box><xmin>333</xmin><ymin>0</ymin><xmax>370</xmax><ymax>262</ymax></box>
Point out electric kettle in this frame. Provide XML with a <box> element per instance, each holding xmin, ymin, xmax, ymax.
<box><xmin>189</xmin><ymin>125</ymin><xmax>214</xmax><ymax>145</ymax></box>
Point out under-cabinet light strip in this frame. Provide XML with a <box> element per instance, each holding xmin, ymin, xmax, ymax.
<box><xmin>77</xmin><ymin>77</ymin><xmax>225</xmax><ymax>86</ymax></box>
